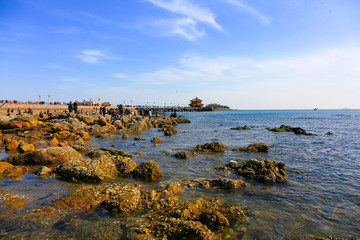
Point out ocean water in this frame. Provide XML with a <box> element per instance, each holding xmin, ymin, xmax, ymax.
<box><xmin>1</xmin><ymin>109</ymin><xmax>359</xmax><ymax>239</ymax></box>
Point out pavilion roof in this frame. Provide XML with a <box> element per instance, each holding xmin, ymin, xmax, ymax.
<box><xmin>190</xmin><ymin>97</ymin><xmax>202</xmax><ymax>102</ymax></box>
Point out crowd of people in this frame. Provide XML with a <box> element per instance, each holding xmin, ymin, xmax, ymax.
<box><xmin>7</xmin><ymin>108</ymin><xmax>34</xmax><ymax>116</ymax></box>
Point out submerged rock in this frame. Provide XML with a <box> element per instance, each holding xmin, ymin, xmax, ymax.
<box><xmin>191</xmin><ymin>141</ymin><xmax>227</xmax><ymax>152</ymax></box>
<box><xmin>266</xmin><ymin>125</ymin><xmax>314</xmax><ymax>135</ymax></box>
<box><xmin>232</xmin><ymin>142</ymin><xmax>269</xmax><ymax>153</ymax></box>
<box><xmin>4</xmin><ymin>146</ymin><xmax>82</xmax><ymax>166</ymax></box>
<box><xmin>132</xmin><ymin>160</ymin><xmax>163</xmax><ymax>181</ymax></box>
<box><xmin>179</xmin><ymin>177</ymin><xmax>248</xmax><ymax>190</ymax></box>
<box><xmin>25</xmin><ymin>206</ymin><xmax>58</xmax><ymax>219</ymax></box>
<box><xmin>0</xmin><ymin>191</ymin><xmax>27</xmax><ymax>209</ymax></box>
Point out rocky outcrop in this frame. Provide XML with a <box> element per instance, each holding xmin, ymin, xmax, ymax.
<box><xmin>178</xmin><ymin>177</ymin><xmax>248</xmax><ymax>190</ymax></box>
<box><xmin>52</xmin><ymin>155</ymin><xmax>119</xmax><ymax>183</ymax></box>
<box><xmin>230</xmin><ymin>125</ymin><xmax>250</xmax><ymax>130</ymax></box>
<box><xmin>5</xmin><ymin>139</ymin><xmax>19</xmax><ymax>151</ymax></box>
<box><xmin>266</xmin><ymin>125</ymin><xmax>314</xmax><ymax>135</ymax></box>
<box><xmin>4</xmin><ymin>146</ymin><xmax>82</xmax><ymax>166</ymax></box>
<box><xmin>0</xmin><ymin>162</ymin><xmax>29</xmax><ymax>179</ymax></box>
<box><xmin>132</xmin><ymin>160</ymin><xmax>163</xmax><ymax>181</ymax></box>
<box><xmin>113</xmin><ymin>156</ymin><xmax>137</xmax><ymax>176</ymax></box>
<box><xmin>174</xmin><ymin>151</ymin><xmax>191</xmax><ymax>159</ymax></box>
<box><xmin>151</xmin><ymin>137</ymin><xmax>163</xmax><ymax>143</ymax></box>
<box><xmin>232</xmin><ymin>142</ymin><xmax>269</xmax><ymax>153</ymax></box>
<box><xmin>191</xmin><ymin>141</ymin><xmax>227</xmax><ymax>152</ymax></box>
<box><xmin>164</xmin><ymin>126</ymin><xmax>177</xmax><ymax>136</ymax></box>
<box><xmin>18</xmin><ymin>143</ymin><xmax>35</xmax><ymax>153</ymax></box>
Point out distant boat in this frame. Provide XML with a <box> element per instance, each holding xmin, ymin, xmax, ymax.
<box><xmin>314</xmin><ymin>108</ymin><xmax>319</xmax><ymax>111</ymax></box>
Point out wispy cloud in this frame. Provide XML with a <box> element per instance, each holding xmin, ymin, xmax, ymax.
<box><xmin>146</xmin><ymin>0</ymin><xmax>222</xmax><ymax>41</ymax></box>
<box><xmin>224</xmin><ymin>0</ymin><xmax>270</xmax><ymax>24</ymax></box>
<box><xmin>76</xmin><ymin>49</ymin><xmax>105</xmax><ymax>63</ymax></box>
<box><xmin>114</xmin><ymin>73</ymin><xmax>128</xmax><ymax>79</ymax></box>
<box><xmin>61</xmin><ymin>77</ymin><xmax>94</xmax><ymax>86</ymax></box>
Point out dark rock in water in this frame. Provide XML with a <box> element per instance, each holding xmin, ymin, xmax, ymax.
<box><xmin>178</xmin><ymin>177</ymin><xmax>248</xmax><ymax>190</ymax></box>
<box><xmin>134</xmin><ymin>136</ymin><xmax>145</xmax><ymax>140</ymax></box>
<box><xmin>113</xmin><ymin>156</ymin><xmax>137</xmax><ymax>176</ymax></box>
<box><xmin>230</xmin><ymin>125</ymin><xmax>250</xmax><ymax>130</ymax></box>
<box><xmin>174</xmin><ymin>151</ymin><xmax>190</xmax><ymax>159</ymax></box>
<box><xmin>164</xmin><ymin>126</ymin><xmax>177</xmax><ymax>136</ymax></box>
<box><xmin>232</xmin><ymin>142</ymin><xmax>269</xmax><ymax>153</ymax></box>
<box><xmin>4</xmin><ymin>146</ymin><xmax>82</xmax><ymax>166</ymax></box>
<box><xmin>237</xmin><ymin>159</ymin><xmax>287</xmax><ymax>183</ymax></box>
<box><xmin>326</xmin><ymin>132</ymin><xmax>333</xmax><ymax>135</ymax></box>
<box><xmin>304</xmin><ymin>235</ymin><xmax>358</xmax><ymax>240</ymax></box>
<box><xmin>175</xmin><ymin>116</ymin><xmax>191</xmax><ymax>124</ymax></box>
<box><xmin>191</xmin><ymin>141</ymin><xmax>227</xmax><ymax>152</ymax></box>
<box><xmin>25</xmin><ymin>206</ymin><xmax>58</xmax><ymax>219</ymax></box>
<box><xmin>52</xmin><ymin>155</ymin><xmax>118</xmax><ymax>183</ymax></box>
<box><xmin>132</xmin><ymin>160</ymin><xmax>163</xmax><ymax>181</ymax></box>
<box><xmin>151</xmin><ymin>137</ymin><xmax>163</xmax><ymax>143</ymax></box>
<box><xmin>266</xmin><ymin>124</ymin><xmax>314</xmax><ymax>135</ymax></box>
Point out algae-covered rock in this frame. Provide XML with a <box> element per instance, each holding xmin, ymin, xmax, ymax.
<box><xmin>230</xmin><ymin>125</ymin><xmax>250</xmax><ymax>130</ymax></box>
<box><xmin>113</xmin><ymin>156</ymin><xmax>137</xmax><ymax>176</ymax></box>
<box><xmin>266</xmin><ymin>125</ymin><xmax>314</xmax><ymax>135</ymax></box>
<box><xmin>232</xmin><ymin>142</ymin><xmax>269</xmax><ymax>153</ymax></box>
<box><xmin>132</xmin><ymin>160</ymin><xmax>162</xmax><ymax>181</ymax></box>
<box><xmin>164</xmin><ymin>126</ymin><xmax>177</xmax><ymax>136</ymax></box>
<box><xmin>191</xmin><ymin>141</ymin><xmax>227</xmax><ymax>152</ymax></box>
<box><xmin>53</xmin><ymin>155</ymin><xmax>118</xmax><ymax>182</ymax></box>
<box><xmin>174</xmin><ymin>151</ymin><xmax>190</xmax><ymax>159</ymax></box>
<box><xmin>175</xmin><ymin>116</ymin><xmax>191</xmax><ymax>124</ymax></box>
<box><xmin>179</xmin><ymin>177</ymin><xmax>248</xmax><ymax>190</ymax></box>
<box><xmin>0</xmin><ymin>191</ymin><xmax>27</xmax><ymax>209</ymax></box>
<box><xmin>25</xmin><ymin>206</ymin><xmax>58</xmax><ymax>219</ymax></box>
<box><xmin>237</xmin><ymin>159</ymin><xmax>286</xmax><ymax>183</ymax></box>
<box><xmin>5</xmin><ymin>146</ymin><xmax>82</xmax><ymax>166</ymax></box>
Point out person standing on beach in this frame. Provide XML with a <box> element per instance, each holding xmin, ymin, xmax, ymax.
<box><xmin>68</xmin><ymin>101</ymin><xmax>73</xmax><ymax>113</ymax></box>
<box><xmin>73</xmin><ymin>101</ymin><xmax>79</xmax><ymax>114</ymax></box>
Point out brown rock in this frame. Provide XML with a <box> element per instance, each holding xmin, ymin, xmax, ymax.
<box><xmin>25</xmin><ymin>206</ymin><xmax>58</xmax><ymax>219</ymax></box>
<box><xmin>5</xmin><ymin>146</ymin><xmax>83</xmax><ymax>166</ymax></box>
<box><xmin>38</xmin><ymin>140</ymin><xmax>47</xmax><ymax>146</ymax></box>
<box><xmin>164</xmin><ymin>126</ymin><xmax>177</xmax><ymax>136</ymax></box>
<box><xmin>132</xmin><ymin>160</ymin><xmax>163</xmax><ymax>181</ymax></box>
<box><xmin>232</xmin><ymin>142</ymin><xmax>269</xmax><ymax>153</ymax></box>
<box><xmin>5</xmin><ymin>139</ymin><xmax>19</xmax><ymax>151</ymax></box>
<box><xmin>151</xmin><ymin>137</ymin><xmax>163</xmax><ymax>143</ymax></box>
<box><xmin>191</xmin><ymin>141</ymin><xmax>227</xmax><ymax>152</ymax></box>
<box><xmin>48</xmin><ymin>137</ymin><xmax>59</xmax><ymax>147</ymax></box>
<box><xmin>174</xmin><ymin>151</ymin><xmax>190</xmax><ymax>159</ymax></box>
<box><xmin>122</xmin><ymin>134</ymin><xmax>130</xmax><ymax>139</ymax></box>
<box><xmin>1</xmin><ymin>192</ymin><xmax>27</xmax><ymax>209</ymax></box>
<box><xmin>18</xmin><ymin>143</ymin><xmax>35</xmax><ymax>153</ymax></box>
<box><xmin>113</xmin><ymin>156</ymin><xmax>137</xmax><ymax>176</ymax></box>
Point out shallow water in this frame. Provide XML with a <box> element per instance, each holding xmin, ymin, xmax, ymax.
<box><xmin>1</xmin><ymin>109</ymin><xmax>360</xmax><ymax>239</ymax></box>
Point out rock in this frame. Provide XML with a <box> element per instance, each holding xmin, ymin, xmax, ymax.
<box><xmin>230</xmin><ymin>125</ymin><xmax>250</xmax><ymax>130</ymax></box>
<box><xmin>266</xmin><ymin>125</ymin><xmax>314</xmax><ymax>135</ymax></box>
<box><xmin>25</xmin><ymin>206</ymin><xmax>58</xmax><ymax>219</ymax></box>
<box><xmin>191</xmin><ymin>141</ymin><xmax>226</xmax><ymax>152</ymax></box>
<box><xmin>5</xmin><ymin>146</ymin><xmax>82</xmax><ymax>166</ymax></box>
<box><xmin>78</xmin><ymin>130</ymin><xmax>91</xmax><ymax>140</ymax></box>
<box><xmin>164</xmin><ymin>126</ymin><xmax>177</xmax><ymax>136</ymax></box>
<box><xmin>134</xmin><ymin>137</ymin><xmax>145</xmax><ymax>141</ymax></box>
<box><xmin>53</xmin><ymin>155</ymin><xmax>118</xmax><ymax>182</ymax></box>
<box><xmin>122</xmin><ymin>134</ymin><xmax>130</xmax><ymax>139</ymax></box>
<box><xmin>232</xmin><ymin>142</ymin><xmax>269</xmax><ymax>153</ymax></box>
<box><xmin>151</xmin><ymin>137</ymin><xmax>163</xmax><ymax>143</ymax></box>
<box><xmin>77</xmin><ymin>115</ymin><xmax>94</xmax><ymax>125</ymax></box>
<box><xmin>89</xmin><ymin>124</ymin><xmax>106</xmax><ymax>135</ymax></box>
<box><xmin>199</xmin><ymin>210</ymin><xmax>230</xmax><ymax>231</ymax></box>
<box><xmin>101</xmin><ymin>183</ymin><xmax>142</xmax><ymax>216</ymax></box>
<box><xmin>18</xmin><ymin>143</ymin><xmax>35</xmax><ymax>153</ymax></box>
<box><xmin>132</xmin><ymin>160</ymin><xmax>163</xmax><ymax>181</ymax></box>
<box><xmin>113</xmin><ymin>120</ymin><xmax>123</xmax><ymax>128</ymax></box>
<box><xmin>1</xmin><ymin>166</ymin><xmax>28</xmax><ymax>179</ymax></box>
<box><xmin>34</xmin><ymin>166</ymin><xmax>52</xmax><ymax>176</ymax></box>
<box><xmin>179</xmin><ymin>177</ymin><xmax>248</xmax><ymax>190</ymax></box>
<box><xmin>97</xmin><ymin>117</ymin><xmax>108</xmax><ymax>126</ymax></box>
<box><xmin>326</xmin><ymin>132</ymin><xmax>333</xmax><ymax>135</ymax></box>
<box><xmin>48</xmin><ymin>137</ymin><xmax>59</xmax><ymax>146</ymax></box>
<box><xmin>99</xmin><ymin>147</ymin><xmax>135</xmax><ymax>158</ymax></box>
<box><xmin>174</xmin><ymin>151</ymin><xmax>190</xmax><ymax>159</ymax></box>
<box><xmin>5</xmin><ymin>139</ymin><xmax>19</xmax><ymax>151</ymax></box>
<box><xmin>175</xmin><ymin>116</ymin><xmax>191</xmax><ymax>124</ymax></box>
<box><xmin>0</xmin><ymin>192</ymin><xmax>27</xmax><ymax>209</ymax></box>
<box><xmin>237</xmin><ymin>159</ymin><xmax>286</xmax><ymax>183</ymax></box>
<box><xmin>38</xmin><ymin>140</ymin><xmax>47</xmax><ymax>146</ymax></box>
<box><xmin>113</xmin><ymin>156</ymin><xmax>137</xmax><ymax>176</ymax></box>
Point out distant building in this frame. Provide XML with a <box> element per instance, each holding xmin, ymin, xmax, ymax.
<box><xmin>189</xmin><ymin>97</ymin><xmax>204</xmax><ymax>108</ymax></box>
<box><xmin>102</xmin><ymin>102</ymin><xmax>113</xmax><ymax>107</ymax></box>
<box><xmin>82</xmin><ymin>101</ymin><xmax>101</xmax><ymax>106</ymax></box>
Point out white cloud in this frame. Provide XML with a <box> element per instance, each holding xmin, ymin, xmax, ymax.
<box><xmin>146</xmin><ymin>0</ymin><xmax>222</xmax><ymax>40</ymax></box>
<box><xmin>114</xmin><ymin>73</ymin><xmax>128</xmax><ymax>79</ymax></box>
<box><xmin>224</xmin><ymin>0</ymin><xmax>270</xmax><ymax>24</ymax></box>
<box><xmin>129</xmin><ymin>46</ymin><xmax>360</xmax><ymax>108</ymax></box>
<box><xmin>76</xmin><ymin>49</ymin><xmax>105</xmax><ymax>63</ymax></box>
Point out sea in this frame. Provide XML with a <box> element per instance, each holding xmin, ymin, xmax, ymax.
<box><xmin>0</xmin><ymin>109</ymin><xmax>359</xmax><ymax>239</ymax></box>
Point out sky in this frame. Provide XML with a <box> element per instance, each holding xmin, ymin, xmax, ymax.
<box><xmin>1</xmin><ymin>0</ymin><xmax>360</xmax><ymax>109</ymax></box>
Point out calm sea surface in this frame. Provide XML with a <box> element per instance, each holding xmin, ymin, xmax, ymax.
<box><xmin>1</xmin><ymin>109</ymin><xmax>359</xmax><ymax>239</ymax></box>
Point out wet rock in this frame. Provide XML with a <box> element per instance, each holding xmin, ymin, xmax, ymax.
<box><xmin>237</xmin><ymin>159</ymin><xmax>286</xmax><ymax>183</ymax></box>
<box><xmin>5</xmin><ymin>146</ymin><xmax>82</xmax><ymax>166</ymax></box>
<box><xmin>151</xmin><ymin>137</ymin><xmax>163</xmax><ymax>143</ymax></box>
<box><xmin>76</xmin><ymin>115</ymin><xmax>94</xmax><ymax>125</ymax></box>
<box><xmin>48</xmin><ymin>137</ymin><xmax>59</xmax><ymax>146</ymax></box>
<box><xmin>113</xmin><ymin>156</ymin><xmax>137</xmax><ymax>176</ymax></box>
<box><xmin>164</xmin><ymin>126</ymin><xmax>177</xmax><ymax>136</ymax></box>
<box><xmin>18</xmin><ymin>143</ymin><xmax>35</xmax><ymax>153</ymax></box>
<box><xmin>179</xmin><ymin>177</ymin><xmax>248</xmax><ymax>190</ymax></box>
<box><xmin>53</xmin><ymin>155</ymin><xmax>118</xmax><ymax>182</ymax></box>
<box><xmin>304</xmin><ymin>235</ymin><xmax>358</xmax><ymax>240</ymax></box>
<box><xmin>122</xmin><ymin>134</ymin><xmax>130</xmax><ymax>139</ymax></box>
<box><xmin>132</xmin><ymin>160</ymin><xmax>163</xmax><ymax>181</ymax></box>
<box><xmin>230</xmin><ymin>125</ymin><xmax>250</xmax><ymax>130</ymax></box>
<box><xmin>0</xmin><ymin>162</ymin><xmax>28</xmax><ymax>179</ymax></box>
<box><xmin>266</xmin><ymin>125</ymin><xmax>314</xmax><ymax>135</ymax></box>
<box><xmin>0</xmin><ymin>191</ymin><xmax>27</xmax><ymax>209</ymax></box>
<box><xmin>174</xmin><ymin>151</ymin><xmax>190</xmax><ymax>159</ymax></box>
<box><xmin>99</xmin><ymin>147</ymin><xmax>135</xmax><ymax>158</ymax></box>
<box><xmin>25</xmin><ymin>206</ymin><xmax>58</xmax><ymax>219</ymax></box>
<box><xmin>134</xmin><ymin>136</ymin><xmax>145</xmax><ymax>141</ymax></box>
<box><xmin>232</xmin><ymin>142</ymin><xmax>269</xmax><ymax>153</ymax></box>
<box><xmin>34</xmin><ymin>166</ymin><xmax>52</xmax><ymax>176</ymax></box>
<box><xmin>175</xmin><ymin>116</ymin><xmax>191</xmax><ymax>124</ymax></box>
<box><xmin>191</xmin><ymin>141</ymin><xmax>227</xmax><ymax>152</ymax></box>
<box><xmin>89</xmin><ymin>124</ymin><xmax>106</xmax><ymax>135</ymax></box>
<box><xmin>326</xmin><ymin>132</ymin><xmax>333</xmax><ymax>135</ymax></box>
<box><xmin>5</xmin><ymin>139</ymin><xmax>19</xmax><ymax>151</ymax></box>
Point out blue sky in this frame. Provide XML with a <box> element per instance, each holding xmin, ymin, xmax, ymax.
<box><xmin>1</xmin><ymin>0</ymin><xmax>360</xmax><ymax>109</ymax></box>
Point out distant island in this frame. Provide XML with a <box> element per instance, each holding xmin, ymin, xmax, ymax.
<box><xmin>204</xmin><ymin>103</ymin><xmax>231</xmax><ymax>111</ymax></box>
